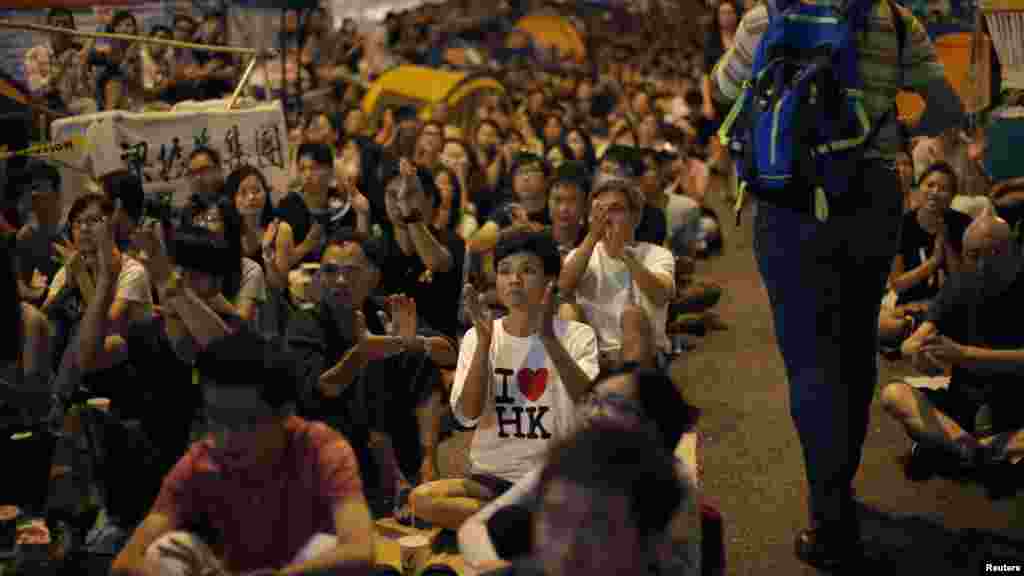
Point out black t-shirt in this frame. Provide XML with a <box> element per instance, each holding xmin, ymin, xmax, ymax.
<box><xmin>927</xmin><ymin>255</ymin><xmax>1024</xmax><ymax>419</ymax></box>
<box><xmin>276</xmin><ymin>190</ymin><xmax>358</xmax><ymax>264</ymax></box>
<box><xmin>637</xmin><ymin>205</ymin><xmax>668</xmax><ymax>246</ymax></box>
<box><xmin>897</xmin><ymin>209</ymin><xmax>972</xmax><ymax>305</ymax></box>
<box><xmin>377</xmin><ymin>226</ymin><xmax>466</xmax><ymax>340</ymax></box>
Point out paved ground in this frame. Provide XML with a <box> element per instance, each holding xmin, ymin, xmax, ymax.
<box><xmin>438</xmin><ymin>187</ymin><xmax>1024</xmax><ymax>574</ymax></box>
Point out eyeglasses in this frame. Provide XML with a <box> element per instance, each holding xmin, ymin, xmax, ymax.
<box><xmin>74</xmin><ymin>214</ymin><xmax>107</xmax><ymax>229</ymax></box>
<box><xmin>584</xmin><ymin>391</ymin><xmax>644</xmax><ymax>419</ymax></box>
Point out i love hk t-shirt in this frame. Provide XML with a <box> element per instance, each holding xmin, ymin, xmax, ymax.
<box><xmin>451</xmin><ymin>318</ymin><xmax>600</xmax><ymax>483</ymax></box>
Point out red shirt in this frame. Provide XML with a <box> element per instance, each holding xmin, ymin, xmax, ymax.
<box><xmin>151</xmin><ymin>416</ymin><xmax>363</xmax><ymax>572</ymax></box>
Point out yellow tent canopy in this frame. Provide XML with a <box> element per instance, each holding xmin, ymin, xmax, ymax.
<box><xmin>361</xmin><ymin>65</ymin><xmax>505</xmax><ymax>132</ymax></box>
<box><xmin>514</xmin><ymin>14</ymin><xmax>586</xmax><ymax>65</ymax></box>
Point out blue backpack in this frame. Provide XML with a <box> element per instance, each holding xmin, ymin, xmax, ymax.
<box><xmin>718</xmin><ymin>0</ymin><xmax>906</xmax><ymax>222</ymax></box>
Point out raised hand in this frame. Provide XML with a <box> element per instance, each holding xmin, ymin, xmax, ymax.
<box><xmin>535</xmin><ymin>281</ymin><xmax>557</xmax><ymax>338</ymax></box>
<box><xmin>95</xmin><ymin>218</ymin><xmax>121</xmax><ymax>284</ymax></box>
<box><xmin>588</xmin><ymin>200</ymin><xmax>610</xmax><ymax>240</ymax></box>
<box><xmin>350</xmin><ymin>184</ymin><xmax>371</xmax><ymax>216</ymax></box>
<box><xmin>462</xmin><ymin>282</ymin><xmax>493</xmax><ymax>342</ymax></box>
<box><xmin>387</xmin><ymin>293</ymin><xmax>418</xmax><ymax>339</ymax></box>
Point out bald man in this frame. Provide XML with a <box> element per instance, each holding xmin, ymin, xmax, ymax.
<box><xmin>878</xmin><ymin>206</ymin><xmax>1024</xmax><ymax>498</ymax></box>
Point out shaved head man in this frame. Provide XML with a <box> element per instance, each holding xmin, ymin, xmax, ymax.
<box><xmin>962</xmin><ymin>205</ymin><xmax>1013</xmax><ymax>273</ymax></box>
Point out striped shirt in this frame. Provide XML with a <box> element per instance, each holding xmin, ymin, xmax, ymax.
<box><xmin>712</xmin><ymin>0</ymin><xmax>949</xmax><ymax>157</ymax></box>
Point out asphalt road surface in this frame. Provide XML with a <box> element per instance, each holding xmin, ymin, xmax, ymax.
<box><xmin>439</xmin><ymin>188</ymin><xmax>1024</xmax><ymax>574</ymax></box>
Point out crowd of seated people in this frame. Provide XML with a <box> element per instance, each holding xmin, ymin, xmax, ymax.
<box><xmin>0</xmin><ymin>1</ymin><xmax>810</xmax><ymax>574</ymax></box>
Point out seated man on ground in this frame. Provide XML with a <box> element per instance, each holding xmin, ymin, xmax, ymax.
<box><xmin>459</xmin><ymin>364</ymin><xmax>702</xmax><ymax>576</ymax></box>
<box><xmin>110</xmin><ymin>331</ymin><xmax>375</xmax><ymax>576</ymax></box>
<box><xmin>410</xmin><ymin>231</ymin><xmax>600</xmax><ymax>531</ymax></box>
<box><xmin>879</xmin><ymin>207</ymin><xmax>1024</xmax><ymax>498</ymax></box>
<box><xmin>478</xmin><ymin>424</ymin><xmax>690</xmax><ymax>576</ymax></box>
<box><xmin>287</xmin><ymin>231</ymin><xmax>457</xmax><ymax>509</ymax></box>
<box><xmin>559</xmin><ymin>172</ymin><xmax>676</xmax><ymax>370</ymax></box>
<box><xmin>880</xmin><ymin>161</ymin><xmax>972</xmax><ymax>348</ymax></box>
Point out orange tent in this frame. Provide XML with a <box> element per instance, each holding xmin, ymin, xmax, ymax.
<box><xmin>897</xmin><ymin>31</ymin><xmax>992</xmax><ymax>121</ymax></box>
<box><xmin>514</xmin><ymin>14</ymin><xmax>586</xmax><ymax>65</ymax></box>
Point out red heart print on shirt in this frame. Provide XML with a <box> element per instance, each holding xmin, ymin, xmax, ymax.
<box><xmin>517</xmin><ymin>368</ymin><xmax>548</xmax><ymax>402</ymax></box>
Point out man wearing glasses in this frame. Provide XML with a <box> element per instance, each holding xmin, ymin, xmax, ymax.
<box><xmin>286</xmin><ymin>231</ymin><xmax>457</xmax><ymax>514</ymax></box>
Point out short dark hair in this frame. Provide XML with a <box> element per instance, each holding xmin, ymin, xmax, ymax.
<box><xmin>188</xmin><ymin>146</ymin><xmax>221</xmax><ymax>167</ymax></box>
<box><xmin>538</xmin><ymin>424</ymin><xmax>685</xmax><ymax>544</ymax></box>
<box><xmin>196</xmin><ymin>331</ymin><xmax>300</xmax><ymax>414</ymax></box>
<box><xmin>67</xmin><ymin>193</ymin><xmax>114</xmax><ymax>229</ymax></box>
<box><xmin>918</xmin><ymin>161</ymin><xmax>959</xmax><ymax>196</ymax></box>
<box><xmin>297</xmin><ymin>142</ymin><xmax>334</xmax><ymax>167</ymax></box>
<box><xmin>325</xmin><ymin>229</ymin><xmax>387</xmax><ymax>272</ymax></box>
<box><xmin>100</xmin><ymin>170</ymin><xmax>144</xmax><ymax>223</ymax></box>
<box><xmin>495</xmin><ymin>230</ymin><xmax>561</xmax><ymax>278</ymax></box>
<box><xmin>171</xmin><ymin>224</ymin><xmax>234</xmax><ymax>278</ymax></box>
<box><xmin>150</xmin><ymin>24</ymin><xmax>172</xmax><ymax>36</ymax></box>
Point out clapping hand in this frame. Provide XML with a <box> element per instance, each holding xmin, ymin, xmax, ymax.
<box><xmin>95</xmin><ymin>217</ymin><xmax>121</xmax><ymax>285</ymax></box>
<box><xmin>918</xmin><ymin>334</ymin><xmax>967</xmax><ymax>366</ymax></box>
<box><xmin>534</xmin><ymin>281</ymin><xmax>557</xmax><ymax>338</ymax></box>
<box><xmin>387</xmin><ymin>293</ymin><xmax>418</xmax><ymax>339</ymax></box>
<box><xmin>462</xmin><ymin>283</ymin><xmax>493</xmax><ymax>342</ymax></box>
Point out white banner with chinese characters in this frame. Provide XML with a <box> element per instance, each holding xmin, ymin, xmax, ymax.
<box><xmin>50</xmin><ymin>100</ymin><xmax>289</xmax><ymax>213</ymax></box>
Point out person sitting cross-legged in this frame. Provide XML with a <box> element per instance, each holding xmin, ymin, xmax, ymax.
<box><xmin>110</xmin><ymin>330</ymin><xmax>375</xmax><ymax>576</ymax></box>
<box><xmin>879</xmin><ymin>206</ymin><xmax>1024</xmax><ymax>498</ymax></box>
<box><xmin>409</xmin><ymin>230</ymin><xmax>600</xmax><ymax>531</ymax></box>
<box><xmin>559</xmin><ymin>171</ymin><xmax>676</xmax><ymax>371</ymax></box>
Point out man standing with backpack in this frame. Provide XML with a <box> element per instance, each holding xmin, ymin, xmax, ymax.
<box><xmin>711</xmin><ymin>0</ymin><xmax>964</xmax><ymax>569</ymax></box>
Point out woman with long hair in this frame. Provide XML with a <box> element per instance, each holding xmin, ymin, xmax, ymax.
<box><xmin>185</xmin><ymin>193</ymin><xmax>266</xmax><ymax>327</ymax></box>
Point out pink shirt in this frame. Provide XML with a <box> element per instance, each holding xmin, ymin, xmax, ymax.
<box><xmin>151</xmin><ymin>416</ymin><xmax>363</xmax><ymax>572</ymax></box>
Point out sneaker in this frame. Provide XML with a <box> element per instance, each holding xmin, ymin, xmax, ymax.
<box><xmin>794</xmin><ymin>528</ymin><xmax>863</xmax><ymax>572</ymax></box>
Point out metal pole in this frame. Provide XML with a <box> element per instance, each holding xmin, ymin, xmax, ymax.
<box><xmin>226</xmin><ymin>55</ymin><xmax>258</xmax><ymax>110</ymax></box>
<box><xmin>0</xmin><ymin>19</ymin><xmax>256</xmax><ymax>56</ymax></box>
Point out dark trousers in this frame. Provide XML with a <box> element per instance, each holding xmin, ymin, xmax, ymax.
<box><xmin>752</xmin><ymin>160</ymin><xmax>903</xmax><ymax>536</ymax></box>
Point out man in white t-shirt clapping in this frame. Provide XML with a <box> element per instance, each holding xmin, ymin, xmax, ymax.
<box><xmin>559</xmin><ymin>172</ymin><xmax>676</xmax><ymax>371</ymax></box>
<box><xmin>409</xmin><ymin>231</ymin><xmax>600</xmax><ymax>531</ymax></box>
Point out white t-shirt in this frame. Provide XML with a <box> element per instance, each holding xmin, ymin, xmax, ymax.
<box><xmin>451</xmin><ymin>318</ymin><xmax>600</xmax><ymax>483</ymax></box>
<box><xmin>48</xmin><ymin>255</ymin><xmax>153</xmax><ymax>317</ymax></box>
<box><xmin>237</xmin><ymin>257</ymin><xmax>268</xmax><ymax>304</ymax></box>
<box><xmin>568</xmin><ymin>241</ymin><xmax>676</xmax><ymax>354</ymax></box>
